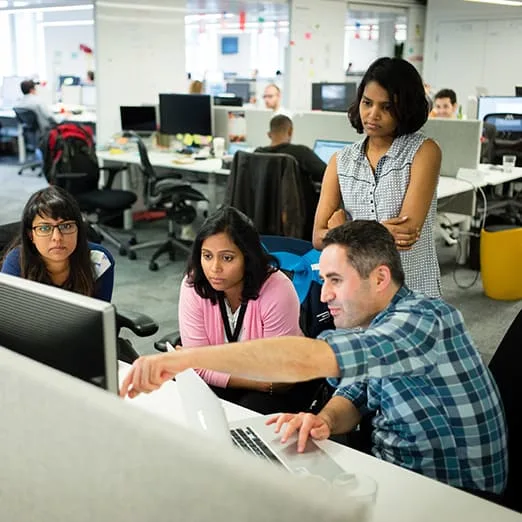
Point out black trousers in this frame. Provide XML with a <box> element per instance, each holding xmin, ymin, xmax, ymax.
<box><xmin>210</xmin><ymin>379</ymin><xmax>326</xmax><ymax>415</ymax></box>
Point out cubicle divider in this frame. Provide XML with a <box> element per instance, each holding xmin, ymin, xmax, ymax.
<box><xmin>213</xmin><ymin>106</ymin><xmax>482</xmax><ymax>178</ymax></box>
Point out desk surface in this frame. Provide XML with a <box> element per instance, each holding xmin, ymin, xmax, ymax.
<box><xmin>97</xmin><ymin>149</ymin><xmax>224</xmax><ymax>173</ymax></box>
<box><xmin>118</xmin><ymin>363</ymin><xmax>519</xmax><ymax>522</ymax></box>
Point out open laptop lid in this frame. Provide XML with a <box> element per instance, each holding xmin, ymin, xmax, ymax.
<box><xmin>176</xmin><ymin>369</ymin><xmax>346</xmax><ymax>481</ymax></box>
<box><xmin>313</xmin><ymin>139</ymin><xmax>351</xmax><ymax>164</ymax></box>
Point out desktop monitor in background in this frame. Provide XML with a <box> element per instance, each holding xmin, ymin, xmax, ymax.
<box><xmin>311</xmin><ymin>82</ymin><xmax>356</xmax><ymax>112</ymax></box>
<box><xmin>58</xmin><ymin>75</ymin><xmax>81</xmax><ymax>88</ymax></box>
<box><xmin>0</xmin><ymin>273</ymin><xmax>118</xmax><ymax>394</ymax></box>
<box><xmin>477</xmin><ymin>96</ymin><xmax>522</xmax><ymax>121</ymax></box>
<box><xmin>213</xmin><ymin>94</ymin><xmax>243</xmax><ymax>107</ymax></box>
<box><xmin>159</xmin><ymin>93</ymin><xmax>213</xmax><ymax>136</ymax></box>
<box><xmin>1</xmin><ymin>75</ymin><xmax>25</xmax><ymax>107</ymax></box>
<box><xmin>120</xmin><ymin>105</ymin><xmax>157</xmax><ymax>134</ymax></box>
<box><xmin>515</xmin><ymin>86</ymin><xmax>522</xmax><ymax>97</ymax></box>
<box><xmin>313</xmin><ymin>139</ymin><xmax>351</xmax><ymax>164</ymax></box>
<box><xmin>226</xmin><ymin>82</ymin><xmax>250</xmax><ymax>104</ymax></box>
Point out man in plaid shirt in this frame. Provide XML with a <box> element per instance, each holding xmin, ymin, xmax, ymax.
<box><xmin>121</xmin><ymin>220</ymin><xmax>507</xmax><ymax>494</ymax></box>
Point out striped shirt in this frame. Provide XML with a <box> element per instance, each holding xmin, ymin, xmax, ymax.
<box><xmin>320</xmin><ymin>286</ymin><xmax>507</xmax><ymax>493</ymax></box>
<box><xmin>336</xmin><ymin>132</ymin><xmax>441</xmax><ymax>297</ymax></box>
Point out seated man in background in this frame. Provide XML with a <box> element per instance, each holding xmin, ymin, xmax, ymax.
<box><xmin>432</xmin><ymin>88</ymin><xmax>458</xmax><ymax>119</ymax></box>
<box><xmin>256</xmin><ymin>115</ymin><xmax>326</xmax><ymax>239</ymax></box>
<box><xmin>15</xmin><ymin>80</ymin><xmax>57</xmax><ymax>133</ymax></box>
<box><xmin>121</xmin><ymin>220</ymin><xmax>507</xmax><ymax>497</ymax></box>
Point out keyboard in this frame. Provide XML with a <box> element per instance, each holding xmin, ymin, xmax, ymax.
<box><xmin>230</xmin><ymin>427</ymin><xmax>282</xmax><ymax>466</ymax></box>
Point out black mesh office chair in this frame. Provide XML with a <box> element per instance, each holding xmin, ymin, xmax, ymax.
<box><xmin>225</xmin><ymin>151</ymin><xmax>308</xmax><ymax>239</ymax></box>
<box><xmin>123</xmin><ymin>132</ymin><xmax>207</xmax><ymax>271</ymax></box>
<box><xmin>12</xmin><ymin>107</ymin><xmax>43</xmax><ymax>177</ymax></box>
<box><xmin>483</xmin><ymin>113</ymin><xmax>522</xmax><ymax>166</ymax></box>
<box><xmin>42</xmin><ymin>123</ymin><xmax>138</xmax><ymax>256</ymax></box>
<box><xmin>488</xmin><ymin>308</ymin><xmax>522</xmax><ymax>513</ymax></box>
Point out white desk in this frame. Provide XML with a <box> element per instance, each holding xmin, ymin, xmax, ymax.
<box><xmin>118</xmin><ymin>363</ymin><xmax>519</xmax><ymax>522</ymax></box>
<box><xmin>97</xmin><ymin>150</ymin><xmax>227</xmax><ymax>229</ymax></box>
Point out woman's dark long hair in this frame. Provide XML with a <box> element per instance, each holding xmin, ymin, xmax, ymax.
<box><xmin>15</xmin><ymin>186</ymin><xmax>95</xmax><ymax>296</ymax></box>
<box><xmin>186</xmin><ymin>206</ymin><xmax>279</xmax><ymax>304</ymax></box>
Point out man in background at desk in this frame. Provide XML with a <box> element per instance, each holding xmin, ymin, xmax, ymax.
<box><xmin>121</xmin><ymin>220</ymin><xmax>507</xmax><ymax>498</ymax></box>
<box><xmin>256</xmin><ymin>115</ymin><xmax>326</xmax><ymax>185</ymax></box>
<box><xmin>15</xmin><ymin>80</ymin><xmax>57</xmax><ymax>133</ymax></box>
<box><xmin>431</xmin><ymin>88</ymin><xmax>458</xmax><ymax>119</ymax></box>
<box><xmin>263</xmin><ymin>84</ymin><xmax>292</xmax><ymax>118</ymax></box>
<box><xmin>256</xmin><ymin>115</ymin><xmax>326</xmax><ymax>238</ymax></box>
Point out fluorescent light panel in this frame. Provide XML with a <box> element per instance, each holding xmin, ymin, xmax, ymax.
<box><xmin>0</xmin><ymin>5</ymin><xmax>93</xmax><ymax>14</ymax></box>
<box><xmin>464</xmin><ymin>0</ymin><xmax>522</xmax><ymax>6</ymax></box>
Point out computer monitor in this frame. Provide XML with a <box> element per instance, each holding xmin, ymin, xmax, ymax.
<box><xmin>313</xmin><ymin>139</ymin><xmax>351</xmax><ymax>164</ymax></box>
<box><xmin>226</xmin><ymin>82</ymin><xmax>250</xmax><ymax>103</ymax></box>
<box><xmin>213</xmin><ymin>94</ymin><xmax>243</xmax><ymax>107</ymax></box>
<box><xmin>516</xmin><ymin>86</ymin><xmax>522</xmax><ymax>97</ymax></box>
<box><xmin>120</xmin><ymin>106</ymin><xmax>157</xmax><ymax>133</ymax></box>
<box><xmin>58</xmin><ymin>75</ymin><xmax>81</xmax><ymax>88</ymax></box>
<box><xmin>477</xmin><ymin>96</ymin><xmax>522</xmax><ymax>121</ymax></box>
<box><xmin>159</xmin><ymin>93</ymin><xmax>213</xmax><ymax>136</ymax></box>
<box><xmin>82</xmin><ymin>85</ymin><xmax>96</xmax><ymax>108</ymax></box>
<box><xmin>311</xmin><ymin>83</ymin><xmax>357</xmax><ymax>112</ymax></box>
<box><xmin>0</xmin><ymin>273</ymin><xmax>118</xmax><ymax>393</ymax></box>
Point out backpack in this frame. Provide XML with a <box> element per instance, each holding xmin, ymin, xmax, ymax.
<box><xmin>42</xmin><ymin>123</ymin><xmax>99</xmax><ymax>196</ymax></box>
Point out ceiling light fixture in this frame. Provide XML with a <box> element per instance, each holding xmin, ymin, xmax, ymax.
<box><xmin>464</xmin><ymin>0</ymin><xmax>522</xmax><ymax>6</ymax></box>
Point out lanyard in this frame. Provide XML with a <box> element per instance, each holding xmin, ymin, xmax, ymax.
<box><xmin>217</xmin><ymin>293</ymin><xmax>247</xmax><ymax>343</ymax></box>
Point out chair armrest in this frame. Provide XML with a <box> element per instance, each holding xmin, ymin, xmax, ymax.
<box><xmin>99</xmin><ymin>165</ymin><xmax>128</xmax><ymax>190</ymax></box>
<box><xmin>154</xmin><ymin>331</ymin><xmax>181</xmax><ymax>352</ymax></box>
<box><xmin>116</xmin><ymin>308</ymin><xmax>159</xmax><ymax>337</ymax></box>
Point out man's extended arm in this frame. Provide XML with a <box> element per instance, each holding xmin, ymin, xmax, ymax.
<box><xmin>120</xmin><ymin>336</ymin><xmax>340</xmax><ymax>398</ymax></box>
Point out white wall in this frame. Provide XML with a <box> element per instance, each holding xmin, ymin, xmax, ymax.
<box><xmin>424</xmin><ymin>0</ymin><xmax>522</xmax><ymax>106</ymax></box>
<box><xmin>218</xmin><ymin>34</ymin><xmax>251</xmax><ymax>77</ymax></box>
<box><xmin>95</xmin><ymin>0</ymin><xmax>186</xmax><ymax>143</ymax></box>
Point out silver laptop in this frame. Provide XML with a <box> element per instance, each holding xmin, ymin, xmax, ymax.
<box><xmin>176</xmin><ymin>368</ymin><xmax>345</xmax><ymax>481</ymax></box>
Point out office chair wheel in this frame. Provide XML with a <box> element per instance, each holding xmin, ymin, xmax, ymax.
<box><xmin>119</xmin><ymin>246</ymin><xmax>128</xmax><ymax>256</ymax></box>
<box><xmin>128</xmin><ymin>237</ymin><xmax>137</xmax><ymax>246</ymax></box>
<box><xmin>149</xmin><ymin>261</ymin><xmax>159</xmax><ymax>271</ymax></box>
<box><xmin>128</xmin><ymin>251</ymin><xmax>137</xmax><ymax>261</ymax></box>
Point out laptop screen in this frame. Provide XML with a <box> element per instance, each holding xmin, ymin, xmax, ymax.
<box><xmin>313</xmin><ymin>140</ymin><xmax>351</xmax><ymax>164</ymax></box>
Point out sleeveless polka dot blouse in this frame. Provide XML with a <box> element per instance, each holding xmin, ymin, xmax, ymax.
<box><xmin>336</xmin><ymin>131</ymin><xmax>441</xmax><ymax>297</ymax></box>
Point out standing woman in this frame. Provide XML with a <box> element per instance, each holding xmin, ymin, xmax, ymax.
<box><xmin>313</xmin><ymin>57</ymin><xmax>442</xmax><ymax>297</ymax></box>
<box><xmin>1</xmin><ymin>186</ymin><xmax>114</xmax><ymax>301</ymax></box>
<box><xmin>178</xmin><ymin>206</ymin><xmax>318</xmax><ymax>414</ymax></box>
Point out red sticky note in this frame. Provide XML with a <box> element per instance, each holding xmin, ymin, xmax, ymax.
<box><xmin>305</xmin><ymin>32</ymin><xmax>312</xmax><ymax>40</ymax></box>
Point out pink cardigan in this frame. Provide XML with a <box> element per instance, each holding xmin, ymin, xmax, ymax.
<box><xmin>178</xmin><ymin>270</ymin><xmax>303</xmax><ymax>388</ymax></box>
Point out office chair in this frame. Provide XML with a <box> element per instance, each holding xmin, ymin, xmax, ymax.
<box><xmin>488</xmin><ymin>308</ymin><xmax>522</xmax><ymax>513</ymax></box>
<box><xmin>42</xmin><ymin>123</ymin><xmax>138</xmax><ymax>256</ymax></box>
<box><xmin>12</xmin><ymin>107</ymin><xmax>43</xmax><ymax>177</ymax></box>
<box><xmin>225</xmin><ymin>151</ymin><xmax>308</xmax><ymax>240</ymax></box>
<box><xmin>123</xmin><ymin>132</ymin><xmax>207</xmax><ymax>271</ymax></box>
<box><xmin>483</xmin><ymin>113</ymin><xmax>522</xmax><ymax>166</ymax></box>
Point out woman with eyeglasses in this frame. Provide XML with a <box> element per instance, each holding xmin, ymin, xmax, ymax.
<box><xmin>1</xmin><ymin>185</ymin><xmax>114</xmax><ymax>301</ymax></box>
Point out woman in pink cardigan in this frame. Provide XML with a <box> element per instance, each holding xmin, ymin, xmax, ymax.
<box><xmin>179</xmin><ymin>207</ymin><xmax>317</xmax><ymax>414</ymax></box>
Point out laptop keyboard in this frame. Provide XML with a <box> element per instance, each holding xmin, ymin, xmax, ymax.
<box><xmin>230</xmin><ymin>427</ymin><xmax>282</xmax><ymax>466</ymax></box>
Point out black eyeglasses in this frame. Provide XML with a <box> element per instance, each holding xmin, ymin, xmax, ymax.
<box><xmin>32</xmin><ymin>222</ymin><xmax>78</xmax><ymax>237</ymax></box>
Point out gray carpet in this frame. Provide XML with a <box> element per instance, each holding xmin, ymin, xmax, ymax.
<box><xmin>0</xmin><ymin>161</ymin><xmax>520</xmax><ymax>362</ymax></box>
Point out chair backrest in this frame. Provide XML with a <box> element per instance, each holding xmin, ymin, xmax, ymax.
<box><xmin>13</xmin><ymin>107</ymin><xmax>39</xmax><ymax>131</ymax></box>
<box><xmin>488</xmin><ymin>308</ymin><xmax>522</xmax><ymax>513</ymax></box>
<box><xmin>261</xmin><ymin>235</ymin><xmax>334</xmax><ymax>339</ymax></box>
<box><xmin>226</xmin><ymin>151</ymin><xmax>307</xmax><ymax>239</ymax></box>
<box><xmin>13</xmin><ymin>107</ymin><xmax>40</xmax><ymax>152</ymax></box>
